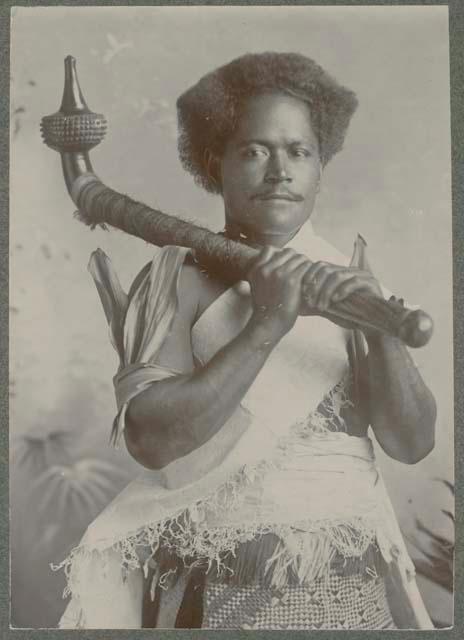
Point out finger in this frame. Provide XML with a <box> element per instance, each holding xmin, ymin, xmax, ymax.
<box><xmin>255</xmin><ymin>253</ymin><xmax>308</xmax><ymax>285</ymax></box>
<box><xmin>248</xmin><ymin>245</ymin><xmax>277</xmax><ymax>276</ymax></box>
<box><xmin>249</xmin><ymin>249</ymin><xmax>308</xmax><ymax>288</ymax></box>
<box><xmin>304</xmin><ymin>260</ymin><xmax>329</xmax><ymax>283</ymax></box>
<box><xmin>257</xmin><ymin>245</ymin><xmax>277</xmax><ymax>265</ymax></box>
<box><xmin>332</xmin><ymin>271</ymin><xmax>383</xmax><ymax>303</ymax></box>
<box><xmin>317</xmin><ymin>271</ymin><xmax>352</xmax><ymax>310</ymax></box>
<box><xmin>274</xmin><ymin>253</ymin><xmax>311</xmax><ymax>278</ymax></box>
<box><xmin>278</xmin><ymin>260</ymin><xmax>313</xmax><ymax>307</ymax></box>
<box><xmin>268</xmin><ymin>247</ymin><xmax>307</xmax><ymax>269</ymax></box>
<box><xmin>303</xmin><ymin>261</ymin><xmax>336</xmax><ymax>298</ymax></box>
<box><xmin>289</xmin><ymin>260</ymin><xmax>314</xmax><ymax>286</ymax></box>
<box><xmin>312</xmin><ymin>265</ymin><xmax>344</xmax><ymax>309</ymax></box>
<box><xmin>276</xmin><ymin>258</ymin><xmax>312</xmax><ymax>299</ymax></box>
<box><xmin>330</xmin><ymin>279</ymin><xmax>376</xmax><ymax>305</ymax></box>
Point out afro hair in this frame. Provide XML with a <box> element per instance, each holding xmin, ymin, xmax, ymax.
<box><xmin>176</xmin><ymin>52</ymin><xmax>358</xmax><ymax>195</ymax></box>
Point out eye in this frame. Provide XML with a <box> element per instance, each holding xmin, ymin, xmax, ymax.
<box><xmin>291</xmin><ymin>148</ymin><xmax>311</xmax><ymax>158</ymax></box>
<box><xmin>242</xmin><ymin>146</ymin><xmax>268</xmax><ymax>158</ymax></box>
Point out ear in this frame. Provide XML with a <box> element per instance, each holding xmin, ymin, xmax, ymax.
<box><xmin>204</xmin><ymin>148</ymin><xmax>222</xmax><ymax>190</ymax></box>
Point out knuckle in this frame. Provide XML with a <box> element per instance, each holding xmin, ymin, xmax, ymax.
<box><xmin>258</xmin><ymin>247</ymin><xmax>272</xmax><ymax>262</ymax></box>
<box><xmin>260</xmin><ymin>266</ymin><xmax>272</xmax><ymax>278</ymax></box>
<box><xmin>282</xmin><ymin>247</ymin><xmax>297</xmax><ymax>257</ymax></box>
<box><xmin>337</xmin><ymin>276</ymin><xmax>353</xmax><ymax>290</ymax></box>
<box><xmin>336</xmin><ymin>280</ymin><xmax>349</xmax><ymax>293</ymax></box>
<box><xmin>318</xmin><ymin>274</ymin><xmax>337</xmax><ymax>288</ymax></box>
<box><xmin>316</xmin><ymin>262</ymin><xmax>331</xmax><ymax>276</ymax></box>
<box><xmin>323</xmin><ymin>264</ymin><xmax>337</xmax><ymax>275</ymax></box>
<box><xmin>332</xmin><ymin>272</ymin><xmax>345</xmax><ymax>285</ymax></box>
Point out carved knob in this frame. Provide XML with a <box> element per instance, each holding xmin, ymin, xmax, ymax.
<box><xmin>40</xmin><ymin>56</ymin><xmax>107</xmax><ymax>152</ymax></box>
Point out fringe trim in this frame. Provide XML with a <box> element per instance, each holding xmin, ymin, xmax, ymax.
<box><xmin>53</xmin><ymin>375</ymin><xmax>384</xmax><ymax>604</ymax></box>
<box><xmin>52</xmin><ymin>454</ymin><xmax>280</xmax><ymax>596</ymax></box>
<box><xmin>204</xmin><ymin>519</ymin><xmax>384</xmax><ymax>589</ymax></box>
<box><xmin>295</xmin><ymin>373</ymin><xmax>354</xmax><ymax>436</ymax></box>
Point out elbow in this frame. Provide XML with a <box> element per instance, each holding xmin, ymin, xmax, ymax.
<box><xmin>124</xmin><ymin>422</ymin><xmax>164</xmax><ymax>471</ymax></box>
<box><xmin>124</xmin><ymin>403</ymin><xmax>200</xmax><ymax>470</ymax></box>
<box><xmin>124</xmin><ymin>408</ymin><xmax>170</xmax><ymax>471</ymax></box>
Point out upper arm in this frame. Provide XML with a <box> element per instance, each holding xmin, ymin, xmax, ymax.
<box><xmin>124</xmin><ymin>262</ymin><xmax>203</xmax><ymax>456</ymax></box>
<box><xmin>124</xmin><ymin>258</ymin><xmax>231</xmax><ymax>468</ymax></box>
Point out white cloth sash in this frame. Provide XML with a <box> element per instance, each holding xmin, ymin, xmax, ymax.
<box><xmin>79</xmin><ymin>223</ymin><xmax>350</xmax><ymax>546</ymax></box>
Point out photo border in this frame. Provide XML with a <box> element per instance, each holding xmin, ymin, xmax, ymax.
<box><xmin>1</xmin><ymin>1</ymin><xmax>461</xmax><ymax>638</ymax></box>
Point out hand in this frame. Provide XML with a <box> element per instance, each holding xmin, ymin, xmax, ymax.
<box><xmin>247</xmin><ymin>246</ymin><xmax>312</xmax><ymax>341</ymax></box>
<box><xmin>301</xmin><ymin>261</ymin><xmax>384</xmax><ymax>330</ymax></box>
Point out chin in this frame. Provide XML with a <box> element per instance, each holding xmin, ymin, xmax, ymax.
<box><xmin>258</xmin><ymin>214</ymin><xmax>308</xmax><ymax>234</ymax></box>
<box><xmin>248</xmin><ymin>226</ymin><xmax>304</xmax><ymax>247</ymax></box>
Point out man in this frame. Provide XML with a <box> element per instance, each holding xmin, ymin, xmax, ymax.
<box><xmin>58</xmin><ymin>52</ymin><xmax>436</xmax><ymax>630</ymax></box>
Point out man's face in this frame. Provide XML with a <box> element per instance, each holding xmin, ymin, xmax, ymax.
<box><xmin>220</xmin><ymin>92</ymin><xmax>321</xmax><ymax>247</ymax></box>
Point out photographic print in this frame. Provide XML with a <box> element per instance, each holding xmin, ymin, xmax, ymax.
<box><xmin>9</xmin><ymin>4</ymin><xmax>454</xmax><ymax>630</ymax></box>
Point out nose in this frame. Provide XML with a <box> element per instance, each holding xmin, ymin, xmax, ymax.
<box><xmin>264</xmin><ymin>151</ymin><xmax>292</xmax><ymax>183</ymax></box>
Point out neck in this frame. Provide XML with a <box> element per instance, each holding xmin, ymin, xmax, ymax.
<box><xmin>224</xmin><ymin>223</ymin><xmax>304</xmax><ymax>248</ymax></box>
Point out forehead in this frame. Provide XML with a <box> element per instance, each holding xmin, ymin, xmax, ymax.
<box><xmin>232</xmin><ymin>92</ymin><xmax>317</xmax><ymax>144</ymax></box>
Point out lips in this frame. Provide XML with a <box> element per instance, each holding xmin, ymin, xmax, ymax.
<box><xmin>254</xmin><ymin>192</ymin><xmax>303</xmax><ymax>201</ymax></box>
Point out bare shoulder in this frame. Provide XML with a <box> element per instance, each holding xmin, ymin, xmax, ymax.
<box><xmin>129</xmin><ymin>253</ymin><xmax>225</xmax><ymax>326</ymax></box>
<box><xmin>181</xmin><ymin>255</ymin><xmax>229</xmax><ymax>321</ymax></box>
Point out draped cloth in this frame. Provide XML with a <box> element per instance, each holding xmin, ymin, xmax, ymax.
<box><xmin>56</xmin><ymin>222</ymin><xmax>432</xmax><ymax>629</ymax></box>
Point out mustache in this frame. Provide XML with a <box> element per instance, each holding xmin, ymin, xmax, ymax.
<box><xmin>251</xmin><ymin>189</ymin><xmax>304</xmax><ymax>202</ymax></box>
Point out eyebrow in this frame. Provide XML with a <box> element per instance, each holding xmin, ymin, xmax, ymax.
<box><xmin>236</xmin><ymin>138</ymin><xmax>319</xmax><ymax>151</ymax></box>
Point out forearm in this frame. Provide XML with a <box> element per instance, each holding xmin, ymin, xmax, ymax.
<box><xmin>126</xmin><ymin>316</ymin><xmax>281</xmax><ymax>469</ymax></box>
<box><xmin>365</xmin><ymin>333</ymin><xmax>436</xmax><ymax>463</ymax></box>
